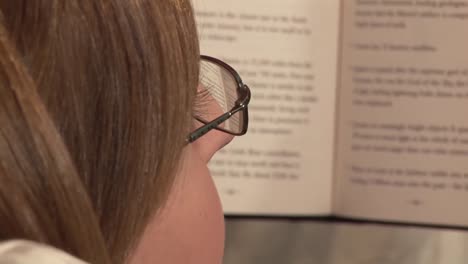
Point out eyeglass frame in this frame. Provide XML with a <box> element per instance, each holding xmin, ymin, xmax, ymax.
<box><xmin>186</xmin><ymin>55</ymin><xmax>251</xmax><ymax>143</ymax></box>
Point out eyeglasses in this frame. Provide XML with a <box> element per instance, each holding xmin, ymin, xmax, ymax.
<box><xmin>186</xmin><ymin>55</ymin><xmax>251</xmax><ymax>143</ymax></box>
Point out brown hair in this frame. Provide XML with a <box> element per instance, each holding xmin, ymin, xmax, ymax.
<box><xmin>0</xmin><ymin>0</ymin><xmax>199</xmax><ymax>263</ymax></box>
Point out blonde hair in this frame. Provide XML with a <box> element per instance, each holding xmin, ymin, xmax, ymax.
<box><xmin>0</xmin><ymin>1</ymin><xmax>199</xmax><ymax>263</ymax></box>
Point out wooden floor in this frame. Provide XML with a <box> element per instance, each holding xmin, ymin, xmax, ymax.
<box><xmin>224</xmin><ymin>219</ymin><xmax>468</xmax><ymax>264</ymax></box>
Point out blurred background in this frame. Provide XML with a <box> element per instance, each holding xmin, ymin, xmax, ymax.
<box><xmin>195</xmin><ymin>2</ymin><xmax>468</xmax><ymax>263</ymax></box>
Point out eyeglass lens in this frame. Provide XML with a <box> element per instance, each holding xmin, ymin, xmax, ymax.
<box><xmin>198</xmin><ymin>60</ymin><xmax>245</xmax><ymax>134</ymax></box>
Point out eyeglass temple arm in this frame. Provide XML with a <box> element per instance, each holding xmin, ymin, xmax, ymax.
<box><xmin>186</xmin><ymin>102</ymin><xmax>247</xmax><ymax>143</ymax></box>
<box><xmin>186</xmin><ymin>112</ymin><xmax>233</xmax><ymax>143</ymax></box>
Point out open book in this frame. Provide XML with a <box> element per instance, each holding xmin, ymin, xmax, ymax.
<box><xmin>194</xmin><ymin>0</ymin><xmax>468</xmax><ymax>227</ymax></box>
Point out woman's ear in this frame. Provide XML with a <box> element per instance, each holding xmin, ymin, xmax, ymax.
<box><xmin>191</xmin><ymin>120</ymin><xmax>234</xmax><ymax>163</ymax></box>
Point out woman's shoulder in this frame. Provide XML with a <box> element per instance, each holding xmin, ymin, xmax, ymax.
<box><xmin>0</xmin><ymin>240</ymin><xmax>88</xmax><ymax>264</ymax></box>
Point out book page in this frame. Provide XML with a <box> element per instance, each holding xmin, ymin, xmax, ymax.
<box><xmin>194</xmin><ymin>0</ymin><xmax>340</xmax><ymax>215</ymax></box>
<box><xmin>335</xmin><ymin>0</ymin><xmax>468</xmax><ymax>226</ymax></box>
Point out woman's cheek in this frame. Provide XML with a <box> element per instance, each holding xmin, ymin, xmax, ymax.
<box><xmin>130</xmin><ymin>146</ymin><xmax>225</xmax><ymax>264</ymax></box>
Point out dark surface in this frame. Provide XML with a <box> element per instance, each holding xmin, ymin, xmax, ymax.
<box><xmin>223</xmin><ymin>218</ymin><xmax>468</xmax><ymax>264</ymax></box>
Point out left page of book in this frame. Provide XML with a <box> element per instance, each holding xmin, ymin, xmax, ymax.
<box><xmin>193</xmin><ymin>0</ymin><xmax>341</xmax><ymax>215</ymax></box>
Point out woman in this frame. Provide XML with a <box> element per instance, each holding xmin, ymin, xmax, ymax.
<box><xmin>0</xmin><ymin>0</ymin><xmax>249</xmax><ymax>263</ymax></box>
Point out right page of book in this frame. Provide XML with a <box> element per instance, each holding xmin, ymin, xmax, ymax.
<box><xmin>334</xmin><ymin>0</ymin><xmax>468</xmax><ymax>226</ymax></box>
